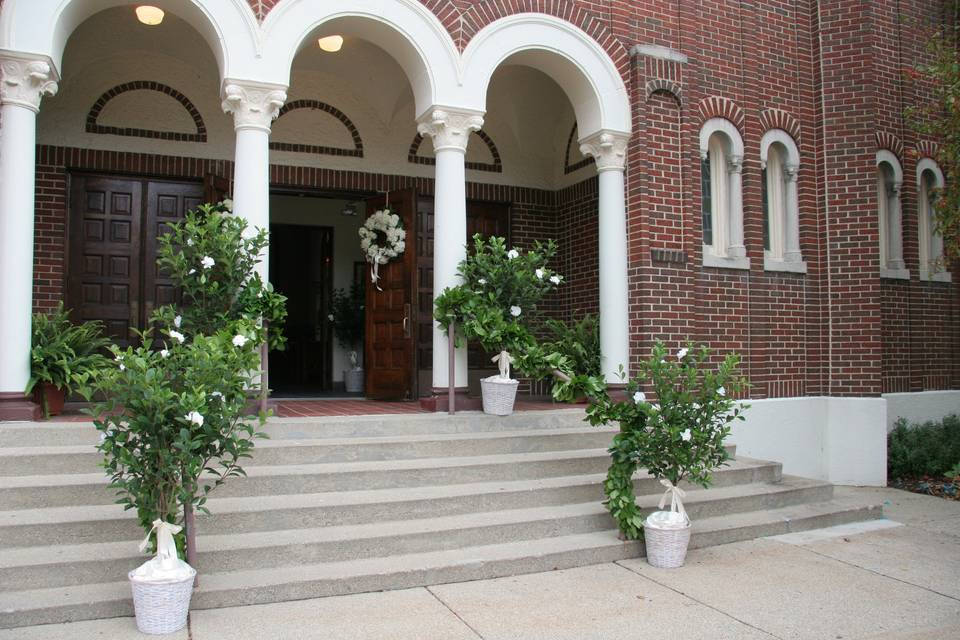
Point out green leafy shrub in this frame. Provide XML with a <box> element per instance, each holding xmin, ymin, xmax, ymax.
<box><xmin>586</xmin><ymin>342</ymin><xmax>749</xmax><ymax>540</ymax></box>
<box><xmin>888</xmin><ymin>414</ymin><xmax>960</xmax><ymax>479</ymax></box>
<box><xmin>329</xmin><ymin>284</ymin><xmax>365</xmax><ymax>352</ymax></box>
<box><xmin>543</xmin><ymin>314</ymin><xmax>601</xmax><ymax>378</ymax></box>
<box><xmin>26</xmin><ymin>303</ymin><xmax>110</xmax><ymax>418</ymax></box>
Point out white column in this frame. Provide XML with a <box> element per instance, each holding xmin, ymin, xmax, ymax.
<box><xmin>417</xmin><ymin>108</ymin><xmax>484</xmax><ymax>391</ymax></box>
<box><xmin>580</xmin><ymin>131</ymin><xmax>631</xmax><ymax>383</ymax></box>
<box><xmin>222</xmin><ymin>81</ymin><xmax>286</xmax><ymax>279</ymax></box>
<box><xmin>727</xmin><ymin>156</ymin><xmax>746</xmax><ymax>258</ymax></box>
<box><xmin>784</xmin><ymin>164</ymin><xmax>802</xmax><ymax>263</ymax></box>
<box><xmin>0</xmin><ymin>54</ymin><xmax>58</xmax><ymax>409</ymax></box>
<box><xmin>887</xmin><ymin>181</ymin><xmax>905</xmax><ymax>270</ymax></box>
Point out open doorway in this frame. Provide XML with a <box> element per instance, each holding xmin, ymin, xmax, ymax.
<box><xmin>268</xmin><ymin>192</ymin><xmax>367</xmax><ymax>397</ymax></box>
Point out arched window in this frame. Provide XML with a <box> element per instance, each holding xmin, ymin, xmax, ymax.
<box><xmin>699</xmin><ymin>118</ymin><xmax>748</xmax><ymax>269</ymax></box>
<box><xmin>917</xmin><ymin>158</ymin><xmax>950</xmax><ymax>282</ymax></box>
<box><xmin>760</xmin><ymin>129</ymin><xmax>805</xmax><ymax>273</ymax></box>
<box><xmin>876</xmin><ymin>150</ymin><xmax>908</xmax><ymax>279</ymax></box>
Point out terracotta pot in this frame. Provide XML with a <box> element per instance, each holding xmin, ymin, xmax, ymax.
<box><xmin>33</xmin><ymin>383</ymin><xmax>65</xmax><ymax>418</ymax></box>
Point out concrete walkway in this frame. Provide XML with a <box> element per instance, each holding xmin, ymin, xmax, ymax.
<box><xmin>3</xmin><ymin>487</ymin><xmax>958</xmax><ymax>640</ymax></box>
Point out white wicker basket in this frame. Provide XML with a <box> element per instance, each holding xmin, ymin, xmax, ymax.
<box><xmin>129</xmin><ymin>567</ymin><xmax>196</xmax><ymax>635</ymax></box>
<box><xmin>644</xmin><ymin>518</ymin><xmax>692</xmax><ymax>569</ymax></box>
<box><xmin>343</xmin><ymin>369</ymin><xmax>364</xmax><ymax>394</ymax></box>
<box><xmin>480</xmin><ymin>376</ymin><xmax>519</xmax><ymax>415</ymax></box>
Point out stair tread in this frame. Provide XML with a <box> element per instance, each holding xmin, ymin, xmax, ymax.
<box><xmin>0</xmin><ymin>456</ymin><xmax>779</xmax><ymax>526</ymax></box>
<box><xmin>0</xmin><ymin>476</ymin><xmax>831</xmax><ymax>568</ymax></box>
<box><xmin>0</xmin><ymin>496</ymin><xmax>879</xmax><ymax>615</ymax></box>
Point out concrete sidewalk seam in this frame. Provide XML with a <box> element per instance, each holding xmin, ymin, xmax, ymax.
<box><xmin>784</xmin><ymin>540</ymin><xmax>960</xmax><ymax>604</ymax></box>
<box><xmin>425</xmin><ymin>586</ymin><xmax>486</xmax><ymax>639</ymax></box>
<box><xmin>612</xmin><ymin>560</ymin><xmax>785</xmax><ymax>640</ymax></box>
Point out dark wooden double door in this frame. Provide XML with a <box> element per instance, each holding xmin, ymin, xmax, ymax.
<box><xmin>67</xmin><ymin>174</ymin><xmax>204</xmax><ymax>346</ymax></box>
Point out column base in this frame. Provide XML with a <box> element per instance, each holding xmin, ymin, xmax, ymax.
<box><xmin>420</xmin><ymin>387</ymin><xmax>482</xmax><ymax>412</ymax></box>
<box><xmin>0</xmin><ymin>392</ymin><xmax>42</xmax><ymax>421</ymax></box>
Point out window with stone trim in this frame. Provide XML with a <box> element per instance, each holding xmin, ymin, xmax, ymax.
<box><xmin>759</xmin><ymin>130</ymin><xmax>804</xmax><ymax>272</ymax></box>
<box><xmin>876</xmin><ymin>150</ymin><xmax>906</xmax><ymax>278</ymax></box>
<box><xmin>917</xmin><ymin>158</ymin><xmax>949</xmax><ymax>282</ymax></box>
<box><xmin>699</xmin><ymin>118</ymin><xmax>746</xmax><ymax>268</ymax></box>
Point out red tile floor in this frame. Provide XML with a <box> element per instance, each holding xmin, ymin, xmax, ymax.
<box><xmin>48</xmin><ymin>398</ymin><xmax>573</xmax><ymax>421</ymax></box>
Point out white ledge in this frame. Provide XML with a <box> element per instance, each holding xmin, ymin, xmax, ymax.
<box><xmin>703</xmin><ymin>250</ymin><xmax>751</xmax><ymax>270</ymax></box>
<box><xmin>920</xmin><ymin>269</ymin><xmax>953</xmax><ymax>283</ymax></box>
<box><xmin>880</xmin><ymin>268</ymin><xmax>911</xmax><ymax>280</ymax></box>
<box><xmin>764</xmin><ymin>256</ymin><xmax>808</xmax><ymax>274</ymax></box>
<box><xmin>630</xmin><ymin>44</ymin><xmax>688</xmax><ymax>64</ymax></box>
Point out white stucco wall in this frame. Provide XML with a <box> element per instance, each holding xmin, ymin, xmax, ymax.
<box><xmin>728</xmin><ymin>396</ymin><xmax>888</xmax><ymax>486</ymax></box>
<box><xmin>883</xmin><ymin>390</ymin><xmax>960</xmax><ymax>432</ymax></box>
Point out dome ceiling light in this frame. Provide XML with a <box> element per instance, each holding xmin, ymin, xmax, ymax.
<box><xmin>135</xmin><ymin>6</ymin><xmax>165</xmax><ymax>26</ymax></box>
<box><xmin>318</xmin><ymin>35</ymin><xmax>344</xmax><ymax>53</ymax></box>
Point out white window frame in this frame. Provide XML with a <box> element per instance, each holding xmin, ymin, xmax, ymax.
<box><xmin>917</xmin><ymin>158</ymin><xmax>951</xmax><ymax>282</ymax></box>
<box><xmin>876</xmin><ymin>150</ymin><xmax>908</xmax><ymax>279</ymax></box>
<box><xmin>699</xmin><ymin>118</ymin><xmax>748</xmax><ymax>269</ymax></box>
<box><xmin>760</xmin><ymin>129</ymin><xmax>806</xmax><ymax>274</ymax></box>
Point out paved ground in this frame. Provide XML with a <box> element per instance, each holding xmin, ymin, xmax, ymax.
<box><xmin>3</xmin><ymin>486</ymin><xmax>958</xmax><ymax>640</ymax></box>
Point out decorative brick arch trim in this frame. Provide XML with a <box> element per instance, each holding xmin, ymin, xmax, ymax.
<box><xmin>86</xmin><ymin>81</ymin><xmax>207</xmax><ymax>142</ymax></box>
<box><xmin>564</xmin><ymin>123</ymin><xmax>593</xmax><ymax>174</ymax></box>
<box><xmin>915</xmin><ymin>139</ymin><xmax>940</xmax><ymax>161</ymax></box>
<box><xmin>759</xmin><ymin>108</ymin><xmax>801</xmax><ymax>145</ymax></box>
<box><xmin>408</xmin><ymin>129</ymin><xmax>502</xmax><ymax>173</ymax></box>
<box><xmin>269</xmin><ymin>99</ymin><xmax>364</xmax><ymax>158</ymax></box>
<box><xmin>876</xmin><ymin>130</ymin><xmax>904</xmax><ymax>160</ymax></box>
<box><xmin>697</xmin><ymin>96</ymin><xmax>745</xmax><ymax>132</ymax></box>
<box><xmin>645</xmin><ymin>79</ymin><xmax>682</xmax><ymax>105</ymax></box>
<box><xmin>457</xmin><ymin>1</ymin><xmax>629</xmax><ymax>77</ymax></box>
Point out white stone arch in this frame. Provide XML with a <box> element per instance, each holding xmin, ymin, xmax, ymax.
<box><xmin>699</xmin><ymin>117</ymin><xmax>744</xmax><ymax>160</ymax></box>
<box><xmin>876</xmin><ymin>149</ymin><xmax>903</xmax><ymax>184</ymax></box>
<box><xmin>917</xmin><ymin>157</ymin><xmax>945</xmax><ymax>190</ymax></box>
<box><xmin>760</xmin><ymin>128</ymin><xmax>800</xmax><ymax>169</ymax></box>
<box><xmin>0</xmin><ymin>0</ymin><xmax>258</xmax><ymax>82</ymax></box>
<box><xmin>258</xmin><ymin>0</ymin><xmax>460</xmax><ymax>119</ymax></box>
<box><xmin>459</xmin><ymin>13</ymin><xmax>631</xmax><ymax>137</ymax></box>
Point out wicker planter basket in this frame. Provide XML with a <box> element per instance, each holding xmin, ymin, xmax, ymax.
<box><xmin>343</xmin><ymin>369</ymin><xmax>364</xmax><ymax>394</ymax></box>
<box><xmin>129</xmin><ymin>566</ymin><xmax>197</xmax><ymax>635</ymax></box>
<box><xmin>480</xmin><ymin>376</ymin><xmax>519</xmax><ymax>415</ymax></box>
<box><xmin>644</xmin><ymin>513</ymin><xmax>691</xmax><ymax>569</ymax></box>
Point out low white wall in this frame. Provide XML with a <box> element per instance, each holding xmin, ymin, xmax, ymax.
<box><xmin>882</xmin><ymin>390</ymin><xmax>960</xmax><ymax>432</ymax></box>
<box><xmin>728</xmin><ymin>396</ymin><xmax>887</xmax><ymax>487</ymax></box>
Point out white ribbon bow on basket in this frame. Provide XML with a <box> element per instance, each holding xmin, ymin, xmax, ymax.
<box><xmin>139</xmin><ymin>519</ymin><xmax>183</xmax><ymax>568</ymax></box>
<box><xmin>491</xmin><ymin>350</ymin><xmax>514</xmax><ymax>379</ymax></box>
<box><xmin>657</xmin><ymin>478</ymin><xmax>689</xmax><ymax>522</ymax></box>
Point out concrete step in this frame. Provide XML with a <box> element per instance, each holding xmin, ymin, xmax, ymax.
<box><xmin>0</xmin><ymin>455</ymin><xmax>774</xmax><ymax>547</ymax></box>
<box><xmin>0</xmin><ymin>409</ymin><xmax>593</xmax><ymax>448</ymax></box>
<box><xmin>0</xmin><ymin>496</ymin><xmax>882</xmax><ymax>629</ymax></box>
<box><xmin>0</xmin><ymin>476</ymin><xmax>831</xmax><ymax>590</ymax></box>
<box><xmin>0</xmin><ymin>427</ymin><xmax>619</xmax><ymax>476</ymax></box>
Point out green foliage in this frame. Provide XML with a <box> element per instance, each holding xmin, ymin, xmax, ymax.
<box><xmin>153</xmin><ymin>201</ymin><xmax>288</xmax><ymax>351</ymax></box>
<box><xmin>585</xmin><ymin>342</ymin><xmax>749</xmax><ymax>540</ymax></box>
<box><xmin>329</xmin><ymin>284</ymin><xmax>365</xmax><ymax>351</ymax></box>
<box><xmin>906</xmin><ymin>9</ymin><xmax>960</xmax><ymax>263</ymax></box>
<box><xmin>26</xmin><ymin>303</ymin><xmax>110</xmax><ymax>418</ymax></box>
<box><xmin>887</xmin><ymin>414</ymin><xmax>960</xmax><ymax>479</ymax></box>
<box><xmin>543</xmin><ymin>314</ymin><xmax>601</xmax><ymax>378</ymax></box>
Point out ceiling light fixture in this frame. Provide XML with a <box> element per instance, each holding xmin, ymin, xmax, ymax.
<box><xmin>135</xmin><ymin>6</ymin><xmax>165</xmax><ymax>26</ymax></box>
<box><xmin>318</xmin><ymin>35</ymin><xmax>344</xmax><ymax>53</ymax></box>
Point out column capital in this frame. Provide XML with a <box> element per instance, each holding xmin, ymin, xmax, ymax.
<box><xmin>221</xmin><ymin>79</ymin><xmax>287</xmax><ymax>132</ymax></box>
<box><xmin>890</xmin><ymin>180</ymin><xmax>903</xmax><ymax>197</ymax></box>
<box><xmin>727</xmin><ymin>155</ymin><xmax>744</xmax><ymax>174</ymax></box>
<box><xmin>785</xmin><ymin>163</ymin><xmax>799</xmax><ymax>182</ymax></box>
<box><xmin>417</xmin><ymin>107</ymin><xmax>484</xmax><ymax>153</ymax></box>
<box><xmin>0</xmin><ymin>51</ymin><xmax>58</xmax><ymax>112</ymax></box>
<box><xmin>579</xmin><ymin>131</ymin><xmax>630</xmax><ymax>172</ymax></box>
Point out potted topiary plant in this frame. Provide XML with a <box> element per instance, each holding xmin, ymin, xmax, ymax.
<box><xmin>329</xmin><ymin>284</ymin><xmax>365</xmax><ymax>393</ymax></box>
<box><xmin>586</xmin><ymin>341</ymin><xmax>748</xmax><ymax>567</ymax></box>
<box><xmin>434</xmin><ymin>235</ymin><xmax>566</xmax><ymax>415</ymax></box>
<box><xmin>25</xmin><ymin>303</ymin><xmax>110</xmax><ymax>418</ymax></box>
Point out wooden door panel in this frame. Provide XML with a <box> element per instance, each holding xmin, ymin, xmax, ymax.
<box><xmin>68</xmin><ymin>176</ymin><xmax>143</xmax><ymax>347</ymax></box>
<box><xmin>365</xmin><ymin>189</ymin><xmax>417</xmax><ymax>400</ymax></box>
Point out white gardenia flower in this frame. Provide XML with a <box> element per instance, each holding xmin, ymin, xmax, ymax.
<box><xmin>201</xmin><ymin>256</ymin><xmax>215</xmax><ymax>270</ymax></box>
<box><xmin>677</xmin><ymin>347</ymin><xmax>689</xmax><ymax>360</ymax></box>
<box><xmin>535</xmin><ymin>269</ymin><xmax>544</xmax><ymax>280</ymax></box>
<box><xmin>169</xmin><ymin>330</ymin><xmax>185</xmax><ymax>344</ymax></box>
<box><xmin>478</xmin><ymin>278</ymin><xmax>487</xmax><ymax>285</ymax></box>
<box><xmin>717</xmin><ymin>386</ymin><xmax>727</xmax><ymax>397</ymax></box>
<box><xmin>681</xmin><ymin>429</ymin><xmax>692</xmax><ymax>442</ymax></box>
<box><xmin>328</xmin><ymin>314</ymin><xmax>335</xmax><ymax>321</ymax></box>
<box><xmin>186</xmin><ymin>238</ymin><xmax>193</xmax><ymax>246</ymax></box>
<box><xmin>221</xmin><ymin>198</ymin><xmax>233</xmax><ymax>211</ymax></box>
<box><xmin>549</xmin><ymin>275</ymin><xmax>561</xmax><ymax>285</ymax></box>
<box><xmin>119</xmin><ymin>363</ymin><xmax>126</xmax><ymax>371</ymax></box>
<box><xmin>633</xmin><ymin>391</ymin><xmax>646</xmax><ymax>404</ymax></box>
<box><xmin>174</xmin><ymin>315</ymin><xmax>182</xmax><ymax>328</ymax></box>
<box><xmin>210</xmin><ymin>391</ymin><xmax>224</xmax><ymax>401</ymax></box>
<box><xmin>510</xmin><ymin>305</ymin><xmax>522</xmax><ymax>317</ymax></box>
<box><xmin>507</xmin><ymin>249</ymin><xmax>519</xmax><ymax>259</ymax></box>
<box><xmin>232</xmin><ymin>334</ymin><xmax>248</xmax><ymax>347</ymax></box>
<box><xmin>188</xmin><ymin>268</ymin><xmax>196</xmax><ymax>275</ymax></box>
<box><xmin>185</xmin><ymin>411</ymin><xmax>204</xmax><ymax>426</ymax></box>
<box><xmin>160</xmin><ymin>349</ymin><xmax>169</xmax><ymax>358</ymax></box>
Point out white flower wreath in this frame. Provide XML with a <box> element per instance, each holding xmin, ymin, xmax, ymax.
<box><xmin>358</xmin><ymin>208</ymin><xmax>406</xmax><ymax>289</ymax></box>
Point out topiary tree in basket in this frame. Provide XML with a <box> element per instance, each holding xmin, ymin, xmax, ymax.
<box><xmin>585</xmin><ymin>341</ymin><xmax>748</xmax><ymax>566</ymax></box>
